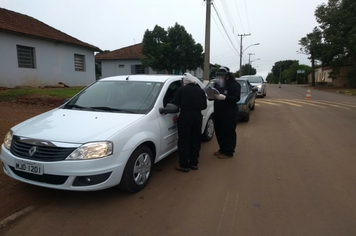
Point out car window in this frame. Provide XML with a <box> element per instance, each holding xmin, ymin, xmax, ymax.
<box><xmin>245</xmin><ymin>76</ymin><xmax>262</xmax><ymax>83</ymax></box>
<box><xmin>163</xmin><ymin>81</ymin><xmax>182</xmax><ymax>106</ymax></box>
<box><xmin>64</xmin><ymin>81</ymin><xmax>163</xmax><ymax>114</ymax></box>
<box><xmin>237</xmin><ymin>81</ymin><xmax>248</xmax><ymax>93</ymax></box>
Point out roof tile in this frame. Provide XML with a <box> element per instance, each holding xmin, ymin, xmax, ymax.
<box><xmin>0</xmin><ymin>8</ymin><xmax>101</xmax><ymax>51</ymax></box>
<box><xmin>95</xmin><ymin>43</ymin><xmax>145</xmax><ymax>60</ymax></box>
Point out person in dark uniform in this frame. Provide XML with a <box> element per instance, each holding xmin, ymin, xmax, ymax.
<box><xmin>212</xmin><ymin>66</ymin><xmax>241</xmax><ymax>159</ymax></box>
<box><xmin>171</xmin><ymin>74</ymin><xmax>207</xmax><ymax>172</ymax></box>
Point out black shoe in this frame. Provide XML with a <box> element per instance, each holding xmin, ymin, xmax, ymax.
<box><xmin>175</xmin><ymin>165</ymin><xmax>189</xmax><ymax>172</ymax></box>
<box><xmin>213</xmin><ymin>151</ymin><xmax>222</xmax><ymax>156</ymax></box>
<box><xmin>189</xmin><ymin>165</ymin><xmax>198</xmax><ymax>170</ymax></box>
<box><xmin>218</xmin><ymin>153</ymin><xmax>233</xmax><ymax>159</ymax></box>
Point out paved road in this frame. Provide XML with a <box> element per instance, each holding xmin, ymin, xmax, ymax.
<box><xmin>1</xmin><ymin>84</ymin><xmax>356</xmax><ymax>236</ymax></box>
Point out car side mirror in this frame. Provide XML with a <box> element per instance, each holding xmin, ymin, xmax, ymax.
<box><xmin>159</xmin><ymin>103</ymin><xmax>179</xmax><ymax>114</ymax></box>
<box><xmin>252</xmin><ymin>87</ymin><xmax>258</xmax><ymax>92</ymax></box>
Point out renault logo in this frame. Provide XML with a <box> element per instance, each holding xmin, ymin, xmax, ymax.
<box><xmin>29</xmin><ymin>146</ymin><xmax>37</xmax><ymax>156</ymax></box>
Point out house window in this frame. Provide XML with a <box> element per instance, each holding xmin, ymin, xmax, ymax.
<box><xmin>131</xmin><ymin>65</ymin><xmax>147</xmax><ymax>74</ymax></box>
<box><xmin>118</xmin><ymin>65</ymin><xmax>124</xmax><ymax>68</ymax></box>
<box><xmin>74</xmin><ymin>54</ymin><xmax>85</xmax><ymax>71</ymax></box>
<box><xmin>17</xmin><ymin>45</ymin><xmax>35</xmax><ymax>68</ymax></box>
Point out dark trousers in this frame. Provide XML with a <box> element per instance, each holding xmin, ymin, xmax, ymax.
<box><xmin>213</xmin><ymin>110</ymin><xmax>238</xmax><ymax>156</ymax></box>
<box><xmin>177</xmin><ymin>111</ymin><xmax>203</xmax><ymax>168</ymax></box>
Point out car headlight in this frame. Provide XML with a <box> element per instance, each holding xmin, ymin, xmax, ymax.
<box><xmin>66</xmin><ymin>142</ymin><xmax>113</xmax><ymax>160</ymax></box>
<box><xmin>238</xmin><ymin>105</ymin><xmax>247</xmax><ymax>111</ymax></box>
<box><xmin>257</xmin><ymin>85</ymin><xmax>262</xmax><ymax>88</ymax></box>
<box><xmin>4</xmin><ymin>131</ymin><xmax>13</xmax><ymax>150</ymax></box>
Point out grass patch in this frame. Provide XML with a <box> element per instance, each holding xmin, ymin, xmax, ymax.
<box><xmin>337</xmin><ymin>90</ymin><xmax>356</xmax><ymax>96</ymax></box>
<box><xmin>0</xmin><ymin>87</ymin><xmax>85</xmax><ymax>101</ymax></box>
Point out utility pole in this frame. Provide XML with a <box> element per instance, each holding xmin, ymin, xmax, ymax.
<box><xmin>238</xmin><ymin>33</ymin><xmax>251</xmax><ymax>77</ymax></box>
<box><xmin>203</xmin><ymin>0</ymin><xmax>212</xmax><ymax>82</ymax></box>
<box><xmin>248</xmin><ymin>53</ymin><xmax>255</xmax><ymax>65</ymax></box>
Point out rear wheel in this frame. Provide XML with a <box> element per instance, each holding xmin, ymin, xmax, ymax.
<box><xmin>119</xmin><ymin>145</ymin><xmax>153</xmax><ymax>193</ymax></box>
<box><xmin>201</xmin><ymin>115</ymin><xmax>214</xmax><ymax>142</ymax></box>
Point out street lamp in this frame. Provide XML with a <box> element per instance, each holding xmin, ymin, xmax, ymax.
<box><xmin>239</xmin><ymin>43</ymin><xmax>260</xmax><ymax>76</ymax></box>
<box><xmin>249</xmin><ymin>58</ymin><xmax>260</xmax><ymax>75</ymax></box>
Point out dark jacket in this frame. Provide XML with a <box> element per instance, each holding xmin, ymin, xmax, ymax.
<box><xmin>171</xmin><ymin>83</ymin><xmax>207</xmax><ymax>112</ymax></box>
<box><xmin>213</xmin><ymin>78</ymin><xmax>241</xmax><ymax>113</ymax></box>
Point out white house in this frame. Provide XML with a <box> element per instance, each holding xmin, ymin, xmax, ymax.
<box><xmin>95</xmin><ymin>43</ymin><xmax>204</xmax><ymax>80</ymax></box>
<box><xmin>0</xmin><ymin>8</ymin><xmax>101</xmax><ymax>88</ymax></box>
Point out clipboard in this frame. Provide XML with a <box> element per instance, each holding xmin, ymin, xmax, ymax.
<box><xmin>204</xmin><ymin>87</ymin><xmax>220</xmax><ymax>99</ymax></box>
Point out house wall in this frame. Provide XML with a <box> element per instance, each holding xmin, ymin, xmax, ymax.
<box><xmin>308</xmin><ymin>65</ymin><xmax>353</xmax><ymax>87</ymax></box>
<box><xmin>100</xmin><ymin>59</ymin><xmax>166</xmax><ymax>78</ymax></box>
<box><xmin>100</xmin><ymin>59</ymin><xmax>203</xmax><ymax>79</ymax></box>
<box><xmin>0</xmin><ymin>32</ymin><xmax>96</xmax><ymax>88</ymax></box>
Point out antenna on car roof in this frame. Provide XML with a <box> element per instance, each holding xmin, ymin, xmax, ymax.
<box><xmin>126</xmin><ymin>76</ymin><xmax>130</xmax><ymax>81</ymax></box>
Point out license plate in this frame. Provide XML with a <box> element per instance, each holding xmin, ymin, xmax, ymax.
<box><xmin>15</xmin><ymin>160</ymin><xmax>44</xmax><ymax>175</ymax></box>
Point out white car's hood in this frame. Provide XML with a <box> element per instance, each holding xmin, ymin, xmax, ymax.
<box><xmin>12</xmin><ymin>109</ymin><xmax>144</xmax><ymax>143</ymax></box>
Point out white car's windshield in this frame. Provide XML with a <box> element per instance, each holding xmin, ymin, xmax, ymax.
<box><xmin>63</xmin><ymin>81</ymin><xmax>163</xmax><ymax>114</ymax></box>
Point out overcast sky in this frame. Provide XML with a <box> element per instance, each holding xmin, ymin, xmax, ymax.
<box><xmin>2</xmin><ymin>0</ymin><xmax>327</xmax><ymax>78</ymax></box>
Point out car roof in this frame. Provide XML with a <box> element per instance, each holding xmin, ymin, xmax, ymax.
<box><xmin>240</xmin><ymin>75</ymin><xmax>263</xmax><ymax>78</ymax></box>
<box><xmin>99</xmin><ymin>74</ymin><xmax>184</xmax><ymax>83</ymax></box>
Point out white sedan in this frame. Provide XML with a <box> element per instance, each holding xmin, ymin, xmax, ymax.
<box><xmin>0</xmin><ymin>75</ymin><xmax>214</xmax><ymax>192</ymax></box>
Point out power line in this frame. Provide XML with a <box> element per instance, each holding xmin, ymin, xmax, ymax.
<box><xmin>212</xmin><ymin>2</ymin><xmax>239</xmax><ymax>54</ymax></box>
<box><xmin>219</xmin><ymin>0</ymin><xmax>240</xmax><ymax>43</ymax></box>
<box><xmin>233</xmin><ymin>0</ymin><xmax>245</xmax><ymax>35</ymax></box>
<box><xmin>211</xmin><ymin>14</ymin><xmax>237</xmax><ymax>54</ymax></box>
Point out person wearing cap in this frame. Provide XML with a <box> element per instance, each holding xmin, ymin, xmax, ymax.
<box><xmin>171</xmin><ymin>74</ymin><xmax>207</xmax><ymax>172</ymax></box>
<box><xmin>212</xmin><ymin>66</ymin><xmax>241</xmax><ymax>159</ymax></box>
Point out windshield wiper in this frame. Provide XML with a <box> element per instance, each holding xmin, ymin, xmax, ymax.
<box><xmin>64</xmin><ymin>104</ymin><xmax>90</xmax><ymax>110</ymax></box>
<box><xmin>90</xmin><ymin>106</ymin><xmax>136</xmax><ymax>113</ymax></box>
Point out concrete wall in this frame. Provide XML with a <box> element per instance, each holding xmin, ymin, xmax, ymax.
<box><xmin>0</xmin><ymin>32</ymin><xmax>96</xmax><ymax>88</ymax></box>
<box><xmin>332</xmin><ymin>65</ymin><xmax>353</xmax><ymax>87</ymax></box>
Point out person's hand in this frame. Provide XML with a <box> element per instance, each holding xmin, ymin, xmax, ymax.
<box><xmin>214</xmin><ymin>94</ymin><xmax>226</xmax><ymax>100</ymax></box>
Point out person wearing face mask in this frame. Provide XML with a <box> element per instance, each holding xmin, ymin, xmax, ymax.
<box><xmin>212</xmin><ymin>66</ymin><xmax>241</xmax><ymax>159</ymax></box>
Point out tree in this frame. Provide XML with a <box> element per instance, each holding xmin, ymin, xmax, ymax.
<box><xmin>209</xmin><ymin>64</ymin><xmax>221</xmax><ymax>80</ymax></box>
<box><xmin>141</xmin><ymin>23</ymin><xmax>204</xmax><ymax>74</ymax></box>
<box><xmin>315</xmin><ymin>0</ymin><xmax>356</xmax><ymax>86</ymax></box>
<box><xmin>298</xmin><ymin>64</ymin><xmax>312</xmax><ymax>84</ymax></box>
<box><xmin>271</xmin><ymin>60</ymin><xmax>298</xmax><ymax>83</ymax></box>
<box><xmin>238</xmin><ymin>64</ymin><xmax>256</xmax><ymax>76</ymax></box>
<box><xmin>266</xmin><ymin>73</ymin><xmax>275</xmax><ymax>84</ymax></box>
<box><xmin>285</xmin><ymin>61</ymin><xmax>299</xmax><ymax>83</ymax></box>
<box><xmin>298</xmin><ymin>27</ymin><xmax>323</xmax><ymax>86</ymax></box>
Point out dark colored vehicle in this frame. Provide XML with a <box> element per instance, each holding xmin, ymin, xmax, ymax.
<box><xmin>205</xmin><ymin>79</ymin><xmax>257</xmax><ymax>122</ymax></box>
<box><xmin>236</xmin><ymin>79</ymin><xmax>257</xmax><ymax>122</ymax></box>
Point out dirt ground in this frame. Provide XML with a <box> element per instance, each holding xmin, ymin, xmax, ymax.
<box><xmin>0</xmin><ymin>100</ymin><xmax>58</xmax><ymax>224</ymax></box>
<box><xmin>0</xmin><ymin>87</ymin><xmax>355</xmax><ymax>225</ymax></box>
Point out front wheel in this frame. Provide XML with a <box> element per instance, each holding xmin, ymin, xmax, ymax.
<box><xmin>201</xmin><ymin>115</ymin><xmax>214</xmax><ymax>142</ymax></box>
<box><xmin>119</xmin><ymin>145</ymin><xmax>153</xmax><ymax>193</ymax></box>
